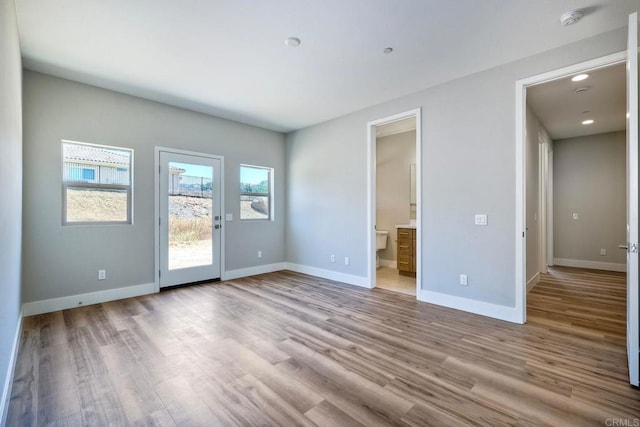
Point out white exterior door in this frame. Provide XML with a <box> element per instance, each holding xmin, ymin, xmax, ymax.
<box><xmin>159</xmin><ymin>151</ymin><xmax>222</xmax><ymax>287</ymax></box>
<box><xmin>625</xmin><ymin>12</ymin><xmax>639</xmax><ymax>387</ymax></box>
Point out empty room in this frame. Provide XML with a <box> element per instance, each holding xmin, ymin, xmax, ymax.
<box><xmin>1</xmin><ymin>1</ymin><xmax>640</xmax><ymax>426</ymax></box>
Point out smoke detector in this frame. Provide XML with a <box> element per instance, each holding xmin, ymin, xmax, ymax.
<box><xmin>560</xmin><ymin>10</ymin><xmax>584</xmax><ymax>26</ymax></box>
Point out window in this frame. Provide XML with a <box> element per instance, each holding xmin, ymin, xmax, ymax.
<box><xmin>240</xmin><ymin>165</ymin><xmax>273</xmax><ymax>220</ymax></box>
<box><xmin>62</xmin><ymin>140</ymin><xmax>133</xmax><ymax>225</ymax></box>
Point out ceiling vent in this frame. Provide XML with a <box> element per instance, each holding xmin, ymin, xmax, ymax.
<box><xmin>560</xmin><ymin>10</ymin><xmax>584</xmax><ymax>26</ymax></box>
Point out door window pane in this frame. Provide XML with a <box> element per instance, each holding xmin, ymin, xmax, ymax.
<box><xmin>167</xmin><ymin>162</ymin><xmax>213</xmax><ymax>270</ymax></box>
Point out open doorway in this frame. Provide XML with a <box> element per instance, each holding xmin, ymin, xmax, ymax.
<box><xmin>515</xmin><ymin>19</ymin><xmax>639</xmax><ymax>386</ymax></box>
<box><xmin>527</xmin><ymin>62</ymin><xmax>627</xmax><ymax>284</ymax></box>
<box><xmin>367</xmin><ymin>108</ymin><xmax>421</xmax><ymax>297</ymax></box>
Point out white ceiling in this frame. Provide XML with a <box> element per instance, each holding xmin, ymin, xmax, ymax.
<box><xmin>15</xmin><ymin>0</ymin><xmax>638</xmax><ymax>133</ymax></box>
<box><xmin>527</xmin><ymin>62</ymin><xmax>626</xmax><ymax>139</ymax></box>
<box><xmin>376</xmin><ymin>117</ymin><xmax>416</xmax><ymax>138</ymax></box>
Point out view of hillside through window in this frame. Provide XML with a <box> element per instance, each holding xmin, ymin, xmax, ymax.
<box><xmin>62</xmin><ymin>141</ymin><xmax>133</xmax><ymax>224</ymax></box>
<box><xmin>167</xmin><ymin>162</ymin><xmax>213</xmax><ymax>270</ymax></box>
<box><xmin>240</xmin><ymin>165</ymin><xmax>272</xmax><ymax>220</ymax></box>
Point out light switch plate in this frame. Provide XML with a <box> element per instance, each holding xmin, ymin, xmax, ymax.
<box><xmin>474</xmin><ymin>214</ymin><xmax>488</xmax><ymax>226</ymax></box>
<box><xmin>225</xmin><ymin>213</ymin><xmax>233</xmax><ymax>221</ymax></box>
<box><xmin>572</xmin><ymin>213</ymin><xmax>579</xmax><ymax>220</ymax></box>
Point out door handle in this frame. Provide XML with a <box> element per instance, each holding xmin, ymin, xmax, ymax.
<box><xmin>619</xmin><ymin>244</ymin><xmax>639</xmax><ymax>253</ymax></box>
<box><xmin>214</xmin><ymin>224</ymin><xmax>221</xmax><ymax>229</ymax></box>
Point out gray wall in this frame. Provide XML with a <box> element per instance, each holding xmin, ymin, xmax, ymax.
<box><xmin>525</xmin><ymin>105</ymin><xmax>549</xmax><ymax>283</ymax></box>
<box><xmin>553</xmin><ymin>131</ymin><xmax>626</xmax><ymax>265</ymax></box>
<box><xmin>22</xmin><ymin>71</ymin><xmax>286</xmax><ymax>303</ymax></box>
<box><xmin>376</xmin><ymin>131</ymin><xmax>416</xmax><ymax>262</ymax></box>
<box><xmin>0</xmin><ymin>0</ymin><xmax>22</xmax><ymax>421</ymax></box>
<box><xmin>286</xmin><ymin>28</ymin><xmax>627</xmax><ymax>308</ymax></box>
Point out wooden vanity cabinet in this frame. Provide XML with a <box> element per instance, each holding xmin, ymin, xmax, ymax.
<box><xmin>397</xmin><ymin>228</ymin><xmax>416</xmax><ymax>276</ymax></box>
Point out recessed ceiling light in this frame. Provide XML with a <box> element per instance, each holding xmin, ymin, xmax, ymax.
<box><xmin>571</xmin><ymin>74</ymin><xmax>589</xmax><ymax>82</ymax></box>
<box><xmin>560</xmin><ymin>9</ymin><xmax>584</xmax><ymax>26</ymax></box>
<box><xmin>383</xmin><ymin>47</ymin><xmax>393</xmax><ymax>54</ymax></box>
<box><xmin>285</xmin><ymin>37</ymin><xmax>301</xmax><ymax>48</ymax></box>
<box><xmin>582</xmin><ymin>119</ymin><xmax>594</xmax><ymax>125</ymax></box>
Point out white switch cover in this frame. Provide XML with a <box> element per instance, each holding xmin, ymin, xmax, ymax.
<box><xmin>98</xmin><ymin>269</ymin><xmax>106</xmax><ymax>280</ymax></box>
<box><xmin>474</xmin><ymin>214</ymin><xmax>488</xmax><ymax>226</ymax></box>
<box><xmin>460</xmin><ymin>274</ymin><xmax>468</xmax><ymax>286</ymax></box>
<box><xmin>600</xmin><ymin>248</ymin><xmax>607</xmax><ymax>256</ymax></box>
<box><xmin>257</xmin><ymin>251</ymin><xmax>263</xmax><ymax>258</ymax></box>
<box><xmin>225</xmin><ymin>213</ymin><xmax>233</xmax><ymax>221</ymax></box>
<box><xmin>572</xmin><ymin>213</ymin><xmax>579</xmax><ymax>220</ymax></box>
<box><xmin>344</xmin><ymin>257</ymin><xmax>350</xmax><ymax>265</ymax></box>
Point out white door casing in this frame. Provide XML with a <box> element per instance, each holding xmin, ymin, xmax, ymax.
<box><xmin>157</xmin><ymin>149</ymin><xmax>223</xmax><ymax>288</ymax></box>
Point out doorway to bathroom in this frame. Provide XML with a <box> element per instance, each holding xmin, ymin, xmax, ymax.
<box><xmin>367</xmin><ymin>108</ymin><xmax>421</xmax><ymax>296</ymax></box>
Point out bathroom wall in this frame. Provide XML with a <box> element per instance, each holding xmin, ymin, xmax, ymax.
<box><xmin>376</xmin><ymin>131</ymin><xmax>416</xmax><ymax>265</ymax></box>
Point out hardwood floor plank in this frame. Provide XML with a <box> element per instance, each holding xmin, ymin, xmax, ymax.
<box><xmin>304</xmin><ymin>400</ymin><xmax>364</xmax><ymax>427</ymax></box>
<box><xmin>6</xmin><ymin>267</ymin><xmax>639</xmax><ymax>426</ymax></box>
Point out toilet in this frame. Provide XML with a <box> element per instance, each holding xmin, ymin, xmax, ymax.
<box><xmin>375</xmin><ymin>230</ymin><xmax>389</xmax><ymax>268</ymax></box>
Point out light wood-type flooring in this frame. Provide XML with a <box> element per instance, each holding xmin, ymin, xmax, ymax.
<box><xmin>7</xmin><ymin>267</ymin><xmax>640</xmax><ymax>426</ymax></box>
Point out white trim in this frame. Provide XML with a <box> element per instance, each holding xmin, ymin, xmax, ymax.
<box><xmin>526</xmin><ymin>272</ymin><xmax>540</xmax><ymax>294</ymax></box>
<box><xmin>553</xmin><ymin>258</ymin><xmax>627</xmax><ymax>272</ymax></box>
<box><xmin>154</xmin><ymin>147</ymin><xmax>225</xmax><ymax>292</ymax></box>
<box><xmin>223</xmin><ymin>263</ymin><xmax>286</xmax><ymax>281</ymax></box>
<box><xmin>285</xmin><ymin>263</ymin><xmax>370</xmax><ymax>288</ymax></box>
<box><xmin>367</xmin><ymin>108</ymin><xmax>422</xmax><ymax>296</ymax></box>
<box><xmin>379</xmin><ymin>259</ymin><xmax>397</xmax><ymax>268</ymax></box>
<box><xmin>418</xmin><ymin>290</ymin><xmax>521</xmax><ymax>324</ymax></box>
<box><xmin>1</xmin><ymin>311</ymin><xmax>22</xmax><ymax>427</ymax></box>
<box><xmin>22</xmin><ymin>283</ymin><xmax>155</xmax><ymax>317</ymax></box>
<box><xmin>514</xmin><ymin>51</ymin><xmax>626</xmax><ymax>325</ymax></box>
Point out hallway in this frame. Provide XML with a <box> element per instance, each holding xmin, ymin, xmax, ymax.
<box><xmin>528</xmin><ymin>267</ymin><xmax>626</xmax><ymax>344</ymax></box>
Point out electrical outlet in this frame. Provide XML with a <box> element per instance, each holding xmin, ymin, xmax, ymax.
<box><xmin>258</xmin><ymin>250</ymin><xmax>263</xmax><ymax>258</ymax></box>
<box><xmin>600</xmin><ymin>248</ymin><xmax>607</xmax><ymax>256</ymax></box>
<box><xmin>344</xmin><ymin>257</ymin><xmax>350</xmax><ymax>265</ymax></box>
<box><xmin>460</xmin><ymin>274</ymin><xmax>468</xmax><ymax>286</ymax></box>
<box><xmin>98</xmin><ymin>269</ymin><xmax>106</xmax><ymax>280</ymax></box>
<box><xmin>330</xmin><ymin>254</ymin><xmax>335</xmax><ymax>263</ymax></box>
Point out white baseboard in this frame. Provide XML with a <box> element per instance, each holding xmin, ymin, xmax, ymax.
<box><xmin>285</xmin><ymin>263</ymin><xmax>371</xmax><ymax>289</ymax></box>
<box><xmin>379</xmin><ymin>259</ymin><xmax>397</xmax><ymax>268</ymax></box>
<box><xmin>1</xmin><ymin>310</ymin><xmax>23</xmax><ymax>426</ymax></box>
<box><xmin>526</xmin><ymin>272</ymin><xmax>540</xmax><ymax>294</ymax></box>
<box><xmin>22</xmin><ymin>282</ymin><xmax>156</xmax><ymax>317</ymax></box>
<box><xmin>418</xmin><ymin>290</ymin><xmax>521</xmax><ymax>324</ymax></box>
<box><xmin>553</xmin><ymin>258</ymin><xmax>626</xmax><ymax>272</ymax></box>
<box><xmin>223</xmin><ymin>263</ymin><xmax>287</xmax><ymax>281</ymax></box>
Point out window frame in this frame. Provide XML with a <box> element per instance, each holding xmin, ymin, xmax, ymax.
<box><xmin>240</xmin><ymin>164</ymin><xmax>274</xmax><ymax>221</ymax></box>
<box><xmin>61</xmin><ymin>139</ymin><xmax>134</xmax><ymax>226</ymax></box>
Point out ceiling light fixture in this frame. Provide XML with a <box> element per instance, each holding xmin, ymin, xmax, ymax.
<box><xmin>560</xmin><ymin>9</ymin><xmax>584</xmax><ymax>26</ymax></box>
<box><xmin>383</xmin><ymin>47</ymin><xmax>393</xmax><ymax>54</ymax></box>
<box><xmin>582</xmin><ymin>119</ymin><xmax>594</xmax><ymax>125</ymax></box>
<box><xmin>571</xmin><ymin>73</ymin><xmax>589</xmax><ymax>82</ymax></box>
<box><xmin>285</xmin><ymin>37</ymin><xmax>301</xmax><ymax>48</ymax></box>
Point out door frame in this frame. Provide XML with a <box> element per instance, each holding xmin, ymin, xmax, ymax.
<box><xmin>514</xmin><ymin>51</ymin><xmax>627</xmax><ymax>323</ymax></box>
<box><xmin>154</xmin><ymin>146</ymin><xmax>226</xmax><ymax>292</ymax></box>
<box><xmin>366</xmin><ymin>108</ymin><xmax>422</xmax><ymax>295</ymax></box>
<box><xmin>537</xmin><ymin>132</ymin><xmax>551</xmax><ymax>275</ymax></box>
